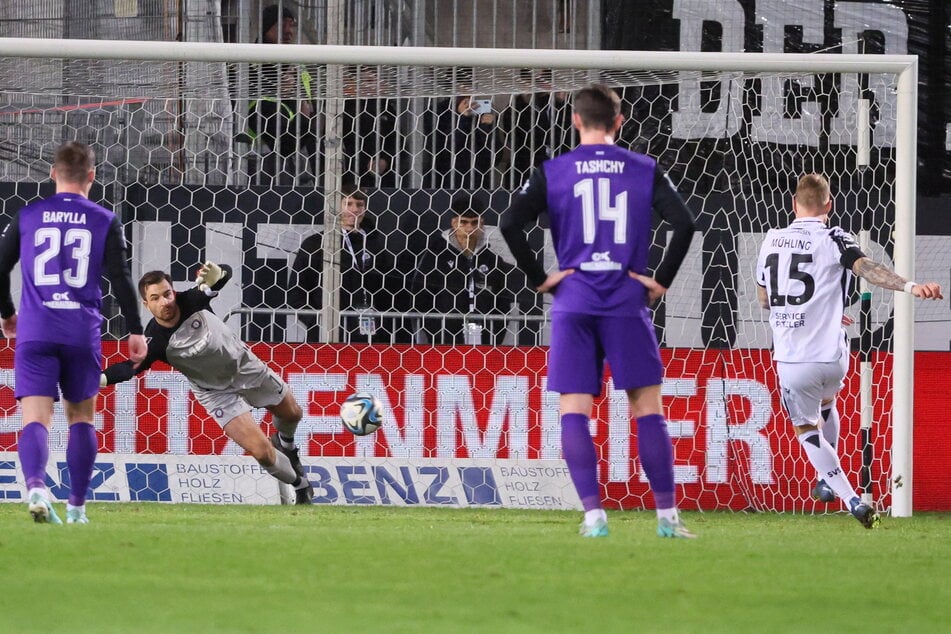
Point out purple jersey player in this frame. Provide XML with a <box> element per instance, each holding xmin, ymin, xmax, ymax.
<box><xmin>501</xmin><ymin>85</ymin><xmax>697</xmax><ymax>538</ymax></box>
<box><xmin>0</xmin><ymin>141</ymin><xmax>146</xmax><ymax>525</ymax></box>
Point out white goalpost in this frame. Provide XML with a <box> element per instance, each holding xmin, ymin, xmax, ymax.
<box><xmin>0</xmin><ymin>38</ymin><xmax>919</xmax><ymax>516</ymax></box>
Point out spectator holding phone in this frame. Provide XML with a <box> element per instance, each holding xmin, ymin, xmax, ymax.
<box><xmin>428</xmin><ymin>95</ymin><xmax>499</xmax><ymax>189</ymax></box>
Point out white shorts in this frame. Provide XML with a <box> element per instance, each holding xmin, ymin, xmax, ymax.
<box><xmin>191</xmin><ymin>363</ymin><xmax>288</xmax><ymax>428</ymax></box>
<box><xmin>776</xmin><ymin>354</ymin><xmax>849</xmax><ymax>427</ymax></box>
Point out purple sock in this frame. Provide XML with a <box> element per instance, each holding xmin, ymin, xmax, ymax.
<box><xmin>561</xmin><ymin>413</ymin><xmax>601</xmax><ymax>511</ymax></box>
<box><xmin>18</xmin><ymin>422</ymin><xmax>50</xmax><ymax>491</ymax></box>
<box><xmin>636</xmin><ymin>414</ymin><xmax>676</xmax><ymax>510</ymax></box>
<box><xmin>67</xmin><ymin>422</ymin><xmax>97</xmax><ymax>507</ymax></box>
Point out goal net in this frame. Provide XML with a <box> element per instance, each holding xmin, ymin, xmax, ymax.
<box><xmin>0</xmin><ymin>39</ymin><xmax>918</xmax><ymax>515</ymax></box>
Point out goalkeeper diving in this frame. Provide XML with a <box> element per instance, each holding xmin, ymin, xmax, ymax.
<box><xmin>102</xmin><ymin>261</ymin><xmax>314</xmax><ymax>504</ymax></box>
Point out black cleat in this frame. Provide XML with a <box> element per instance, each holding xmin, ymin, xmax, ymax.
<box><xmin>811</xmin><ymin>479</ymin><xmax>836</xmax><ymax>503</ymax></box>
<box><xmin>294</xmin><ymin>480</ymin><xmax>314</xmax><ymax>505</ymax></box>
<box><xmin>849</xmin><ymin>499</ymin><xmax>881</xmax><ymax>529</ymax></box>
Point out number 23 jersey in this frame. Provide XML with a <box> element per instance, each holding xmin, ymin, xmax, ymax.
<box><xmin>0</xmin><ymin>193</ymin><xmax>136</xmax><ymax>347</ymax></box>
<box><xmin>756</xmin><ymin>217</ymin><xmax>865</xmax><ymax>363</ymax></box>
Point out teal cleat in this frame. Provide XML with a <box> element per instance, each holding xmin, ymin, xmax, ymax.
<box><xmin>28</xmin><ymin>492</ymin><xmax>62</xmax><ymax>525</ymax></box>
<box><xmin>657</xmin><ymin>517</ymin><xmax>697</xmax><ymax>539</ymax></box>
<box><xmin>66</xmin><ymin>507</ymin><xmax>89</xmax><ymax>524</ymax></box>
<box><xmin>849</xmin><ymin>498</ymin><xmax>881</xmax><ymax>529</ymax></box>
<box><xmin>579</xmin><ymin>518</ymin><xmax>609</xmax><ymax>538</ymax></box>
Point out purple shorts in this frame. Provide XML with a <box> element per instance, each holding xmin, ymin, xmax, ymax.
<box><xmin>548</xmin><ymin>310</ymin><xmax>663</xmax><ymax>396</ymax></box>
<box><xmin>14</xmin><ymin>340</ymin><xmax>102</xmax><ymax>403</ymax></box>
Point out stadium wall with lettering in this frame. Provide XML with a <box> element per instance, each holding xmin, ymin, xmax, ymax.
<box><xmin>601</xmin><ymin>0</ymin><xmax>950</xmax><ymax>196</ymax></box>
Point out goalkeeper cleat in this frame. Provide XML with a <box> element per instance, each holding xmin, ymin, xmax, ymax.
<box><xmin>579</xmin><ymin>518</ymin><xmax>609</xmax><ymax>538</ymax></box>
<box><xmin>66</xmin><ymin>506</ymin><xmax>89</xmax><ymax>525</ymax></box>
<box><xmin>849</xmin><ymin>498</ymin><xmax>881</xmax><ymax>529</ymax></box>
<box><xmin>28</xmin><ymin>491</ymin><xmax>62</xmax><ymax>525</ymax></box>
<box><xmin>294</xmin><ymin>479</ymin><xmax>314</xmax><ymax>505</ymax></box>
<box><xmin>811</xmin><ymin>479</ymin><xmax>836</xmax><ymax>503</ymax></box>
<box><xmin>657</xmin><ymin>517</ymin><xmax>698</xmax><ymax>539</ymax></box>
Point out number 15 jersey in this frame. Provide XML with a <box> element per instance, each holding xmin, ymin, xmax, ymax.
<box><xmin>755</xmin><ymin>217</ymin><xmax>865</xmax><ymax>363</ymax></box>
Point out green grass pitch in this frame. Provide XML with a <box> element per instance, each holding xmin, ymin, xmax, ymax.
<box><xmin>0</xmin><ymin>504</ymin><xmax>948</xmax><ymax>633</ymax></box>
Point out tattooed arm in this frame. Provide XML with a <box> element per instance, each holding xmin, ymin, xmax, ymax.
<box><xmin>852</xmin><ymin>257</ymin><xmax>944</xmax><ymax>299</ymax></box>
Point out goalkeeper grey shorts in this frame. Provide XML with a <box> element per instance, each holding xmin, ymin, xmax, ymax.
<box><xmin>191</xmin><ymin>360</ymin><xmax>289</xmax><ymax>428</ymax></box>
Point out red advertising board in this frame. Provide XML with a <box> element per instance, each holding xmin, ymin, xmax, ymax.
<box><xmin>0</xmin><ymin>342</ymin><xmax>946</xmax><ymax>511</ymax></box>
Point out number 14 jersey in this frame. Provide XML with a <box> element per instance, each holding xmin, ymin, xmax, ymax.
<box><xmin>756</xmin><ymin>217</ymin><xmax>865</xmax><ymax>363</ymax></box>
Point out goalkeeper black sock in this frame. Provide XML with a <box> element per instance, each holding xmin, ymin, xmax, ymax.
<box><xmin>273</xmin><ymin>416</ymin><xmax>297</xmax><ymax>449</ymax></box>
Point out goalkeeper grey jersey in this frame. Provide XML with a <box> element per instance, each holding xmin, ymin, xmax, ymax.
<box><xmin>103</xmin><ymin>275</ymin><xmax>266</xmax><ymax>391</ymax></box>
<box><xmin>755</xmin><ymin>217</ymin><xmax>865</xmax><ymax>363</ymax></box>
<box><xmin>164</xmin><ymin>308</ymin><xmax>255</xmax><ymax>390</ymax></box>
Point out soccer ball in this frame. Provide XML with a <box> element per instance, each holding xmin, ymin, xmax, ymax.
<box><xmin>339</xmin><ymin>392</ymin><xmax>383</xmax><ymax>436</ymax></box>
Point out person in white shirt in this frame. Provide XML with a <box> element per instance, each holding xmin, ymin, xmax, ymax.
<box><xmin>756</xmin><ymin>173</ymin><xmax>942</xmax><ymax>529</ymax></box>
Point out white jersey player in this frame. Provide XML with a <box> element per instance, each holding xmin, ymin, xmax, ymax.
<box><xmin>756</xmin><ymin>173</ymin><xmax>942</xmax><ymax>529</ymax></box>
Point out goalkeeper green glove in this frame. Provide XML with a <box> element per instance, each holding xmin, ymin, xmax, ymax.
<box><xmin>196</xmin><ymin>261</ymin><xmax>225</xmax><ymax>292</ymax></box>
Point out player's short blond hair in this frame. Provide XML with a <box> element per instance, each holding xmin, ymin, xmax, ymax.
<box><xmin>794</xmin><ymin>173</ymin><xmax>831</xmax><ymax>210</ymax></box>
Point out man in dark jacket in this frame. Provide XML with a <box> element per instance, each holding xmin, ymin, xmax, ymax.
<box><xmin>410</xmin><ymin>193</ymin><xmax>523</xmax><ymax>345</ymax></box>
<box><xmin>288</xmin><ymin>186</ymin><xmax>403</xmax><ymax>343</ymax></box>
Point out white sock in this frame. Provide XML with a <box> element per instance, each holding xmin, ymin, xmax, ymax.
<box><xmin>66</xmin><ymin>503</ymin><xmax>85</xmax><ymax>514</ymax></box>
<box><xmin>820</xmin><ymin>407</ymin><xmax>840</xmax><ymax>449</ymax></box>
<box><xmin>798</xmin><ymin>431</ymin><xmax>858</xmax><ymax>502</ymax></box>
<box><xmin>264</xmin><ymin>450</ymin><xmax>299</xmax><ymax>485</ymax></box>
<box><xmin>656</xmin><ymin>507</ymin><xmax>679</xmax><ymax>523</ymax></box>
<box><xmin>584</xmin><ymin>508</ymin><xmax>607</xmax><ymax>526</ymax></box>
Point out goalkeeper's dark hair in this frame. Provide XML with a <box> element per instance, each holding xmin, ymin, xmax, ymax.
<box><xmin>138</xmin><ymin>270</ymin><xmax>174</xmax><ymax>299</ymax></box>
<box><xmin>53</xmin><ymin>141</ymin><xmax>95</xmax><ymax>184</ymax></box>
<box><xmin>573</xmin><ymin>84</ymin><xmax>620</xmax><ymax>131</ymax></box>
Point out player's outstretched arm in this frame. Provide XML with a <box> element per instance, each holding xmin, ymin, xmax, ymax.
<box><xmin>852</xmin><ymin>257</ymin><xmax>944</xmax><ymax>300</ymax></box>
<box><xmin>128</xmin><ymin>334</ymin><xmax>147</xmax><ymax>365</ymax></box>
<box><xmin>196</xmin><ymin>261</ymin><xmax>231</xmax><ymax>293</ymax></box>
<box><xmin>101</xmin><ymin>335</ymin><xmax>159</xmax><ymax>387</ymax></box>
